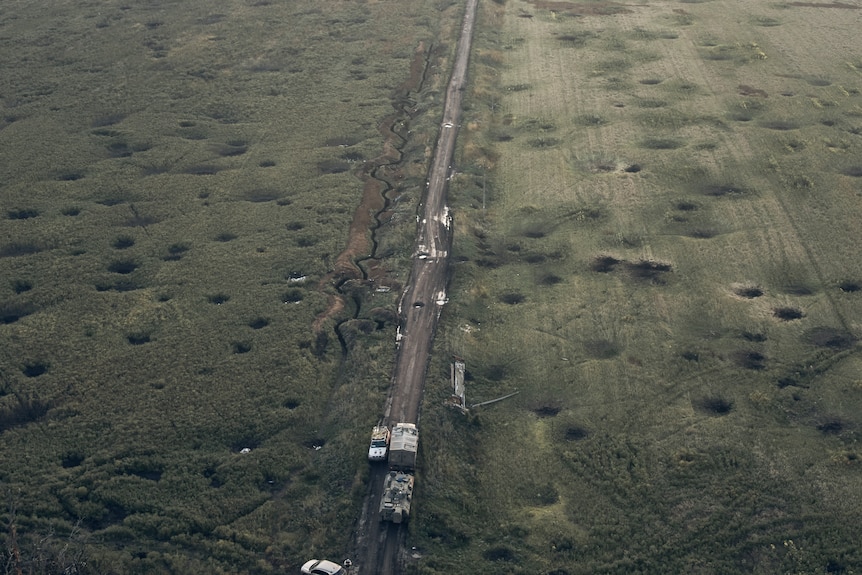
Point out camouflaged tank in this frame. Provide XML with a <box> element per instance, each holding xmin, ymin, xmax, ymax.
<box><xmin>379</xmin><ymin>470</ymin><xmax>414</xmax><ymax>524</ymax></box>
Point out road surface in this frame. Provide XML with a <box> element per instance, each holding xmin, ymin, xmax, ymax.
<box><xmin>351</xmin><ymin>0</ymin><xmax>479</xmax><ymax>572</ymax></box>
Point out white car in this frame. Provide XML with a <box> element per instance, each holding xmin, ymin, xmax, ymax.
<box><xmin>301</xmin><ymin>559</ymin><xmax>346</xmax><ymax>575</ymax></box>
<box><xmin>368</xmin><ymin>426</ymin><xmax>391</xmax><ymax>462</ymax></box>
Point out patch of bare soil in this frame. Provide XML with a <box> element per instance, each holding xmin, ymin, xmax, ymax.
<box><xmin>524</xmin><ymin>0</ymin><xmax>632</xmax><ymax>16</ymax></box>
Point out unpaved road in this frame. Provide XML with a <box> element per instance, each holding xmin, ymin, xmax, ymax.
<box><xmin>351</xmin><ymin>0</ymin><xmax>479</xmax><ymax>572</ymax></box>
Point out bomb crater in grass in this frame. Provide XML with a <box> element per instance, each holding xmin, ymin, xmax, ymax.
<box><xmin>0</xmin><ymin>302</ymin><xmax>34</xmax><ymax>324</ymax></box>
<box><xmin>22</xmin><ymin>361</ymin><xmax>49</xmax><ymax>377</ymax></box>
<box><xmin>734</xmin><ymin>350</ymin><xmax>766</xmax><ymax>370</ymax></box>
<box><xmin>564</xmin><ymin>425</ymin><xmax>590</xmax><ymax>441</ymax></box>
<box><xmin>499</xmin><ymin>292</ymin><xmax>525</xmax><ymax>305</ymax></box>
<box><xmin>232</xmin><ymin>341</ymin><xmax>252</xmax><ymax>354</ymax></box>
<box><xmin>591</xmin><ymin>255</ymin><xmax>621</xmax><ymax>272</ymax></box>
<box><xmin>817</xmin><ymin>419</ymin><xmax>845</xmax><ymax>435</ymax></box>
<box><xmin>7</xmin><ymin>209</ymin><xmax>39</xmax><ymax>220</ymax></box>
<box><xmin>734</xmin><ymin>285</ymin><xmax>764</xmax><ymax>298</ymax></box>
<box><xmin>841</xmin><ymin>166</ymin><xmax>862</xmax><ymax>177</ymax></box>
<box><xmin>12</xmin><ymin>279</ymin><xmax>33</xmax><ymax>294</ymax></box>
<box><xmin>107</xmin><ymin>260</ymin><xmax>138</xmax><ymax>274</ymax></box>
<box><xmin>838</xmin><ymin>281</ymin><xmax>860</xmax><ymax>292</ymax></box>
<box><xmin>540</xmin><ymin>274</ymin><xmax>563</xmax><ymax>285</ymax></box>
<box><xmin>207</xmin><ymin>293</ymin><xmax>230</xmax><ymax>305</ymax></box>
<box><xmin>112</xmin><ymin>236</ymin><xmax>135</xmax><ymax>250</ymax></box>
<box><xmin>584</xmin><ymin>338</ymin><xmax>620</xmax><ymax>359</ymax></box>
<box><xmin>626</xmin><ymin>259</ymin><xmax>672</xmax><ymax>282</ymax></box>
<box><xmin>61</xmin><ymin>452</ymin><xmax>85</xmax><ymax>468</ymax></box>
<box><xmin>533</xmin><ymin>405</ymin><xmax>561</xmax><ymax>418</ymax></box>
<box><xmin>773</xmin><ymin>307</ymin><xmax>804</xmax><ymax>321</ymax></box>
<box><xmin>127</xmin><ymin>333</ymin><xmax>151</xmax><ymax>345</ymax></box>
<box><xmin>804</xmin><ymin>327</ymin><xmax>857</xmax><ymax>349</ymax></box>
<box><xmin>248</xmin><ymin>317</ymin><xmax>270</xmax><ymax>329</ymax></box>
<box><xmin>696</xmin><ymin>396</ymin><xmax>734</xmax><ymax>416</ymax></box>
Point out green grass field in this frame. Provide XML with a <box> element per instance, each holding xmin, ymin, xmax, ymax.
<box><xmin>412</xmin><ymin>0</ymin><xmax>862</xmax><ymax>573</ymax></box>
<box><xmin>0</xmin><ymin>0</ymin><xmax>457</xmax><ymax>572</ymax></box>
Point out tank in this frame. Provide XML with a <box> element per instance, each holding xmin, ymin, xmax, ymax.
<box><xmin>379</xmin><ymin>470</ymin><xmax>414</xmax><ymax>524</ymax></box>
<box><xmin>388</xmin><ymin>423</ymin><xmax>418</xmax><ymax>471</ymax></box>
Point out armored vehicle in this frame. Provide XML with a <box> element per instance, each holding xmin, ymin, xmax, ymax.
<box><xmin>379</xmin><ymin>470</ymin><xmax>414</xmax><ymax>524</ymax></box>
<box><xmin>388</xmin><ymin>423</ymin><xmax>418</xmax><ymax>471</ymax></box>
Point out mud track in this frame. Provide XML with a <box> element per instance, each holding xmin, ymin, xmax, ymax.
<box><xmin>349</xmin><ymin>0</ymin><xmax>480</xmax><ymax>571</ymax></box>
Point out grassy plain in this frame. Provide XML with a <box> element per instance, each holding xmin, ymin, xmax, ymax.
<box><xmin>413</xmin><ymin>0</ymin><xmax>862</xmax><ymax>573</ymax></box>
<box><xmin>0</xmin><ymin>0</ymin><xmax>458</xmax><ymax>572</ymax></box>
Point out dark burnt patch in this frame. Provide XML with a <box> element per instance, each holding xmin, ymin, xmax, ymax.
<box><xmin>248</xmin><ymin>317</ymin><xmax>270</xmax><ymax>329</ymax></box>
<box><xmin>626</xmin><ymin>259</ymin><xmax>672</xmax><ymax>282</ymax></box>
<box><xmin>841</xmin><ymin>166</ymin><xmax>862</xmax><ymax>177</ymax></box>
<box><xmin>591</xmin><ymin>255</ymin><xmax>621</xmax><ymax>273</ymax></box>
<box><xmin>838</xmin><ymin>281</ymin><xmax>860</xmax><ymax>293</ymax></box>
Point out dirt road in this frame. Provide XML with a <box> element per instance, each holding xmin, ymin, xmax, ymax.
<box><xmin>351</xmin><ymin>0</ymin><xmax>478</xmax><ymax>572</ymax></box>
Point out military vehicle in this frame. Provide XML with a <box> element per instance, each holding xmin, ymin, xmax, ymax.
<box><xmin>379</xmin><ymin>470</ymin><xmax>414</xmax><ymax>524</ymax></box>
<box><xmin>368</xmin><ymin>425</ymin><xmax>390</xmax><ymax>462</ymax></box>
<box><xmin>388</xmin><ymin>423</ymin><xmax>418</xmax><ymax>471</ymax></box>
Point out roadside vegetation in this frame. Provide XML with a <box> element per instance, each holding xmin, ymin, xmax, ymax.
<box><xmin>412</xmin><ymin>0</ymin><xmax>862</xmax><ymax>573</ymax></box>
<box><xmin>0</xmin><ymin>0</ymin><xmax>456</xmax><ymax>572</ymax></box>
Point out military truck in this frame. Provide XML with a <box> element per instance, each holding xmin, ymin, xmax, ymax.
<box><xmin>368</xmin><ymin>425</ymin><xmax>390</xmax><ymax>462</ymax></box>
<box><xmin>379</xmin><ymin>470</ymin><xmax>414</xmax><ymax>524</ymax></box>
<box><xmin>388</xmin><ymin>423</ymin><xmax>418</xmax><ymax>471</ymax></box>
